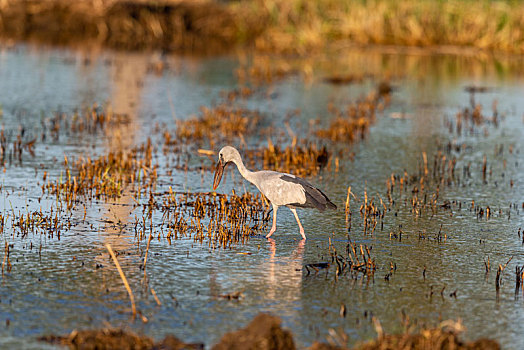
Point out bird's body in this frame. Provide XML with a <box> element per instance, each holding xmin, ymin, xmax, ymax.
<box><xmin>213</xmin><ymin>146</ymin><xmax>336</xmax><ymax>240</ymax></box>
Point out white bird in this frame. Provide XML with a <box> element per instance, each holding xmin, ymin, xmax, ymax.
<box><xmin>213</xmin><ymin>146</ymin><xmax>336</xmax><ymax>240</ymax></box>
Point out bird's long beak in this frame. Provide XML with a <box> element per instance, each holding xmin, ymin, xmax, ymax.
<box><xmin>213</xmin><ymin>160</ymin><xmax>225</xmax><ymax>190</ymax></box>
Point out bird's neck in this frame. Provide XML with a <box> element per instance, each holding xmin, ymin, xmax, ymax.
<box><xmin>233</xmin><ymin>158</ymin><xmax>255</xmax><ymax>184</ymax></box>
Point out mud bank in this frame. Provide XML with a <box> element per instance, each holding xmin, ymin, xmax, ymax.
<box><xmin>40</xmin><ymin>313</ymin><xmax>499</xmax><ymax>350</ymax></box>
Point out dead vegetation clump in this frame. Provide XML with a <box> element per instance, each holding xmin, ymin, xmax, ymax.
<box><xmin>175</xmin><ymin>105</ymin><xmax>262</xmax><ymax>146</ymax></box>
<box><xmin>310</xmin><ymin>320</ymin><xmax>499</xmax><ymax>350</ymax></box>
<box><xmin>0</xmin><ymin>105</ymin><xmax>128</xmax><ymax>166</ymax></box>
<box><xmin>354</xmin><ymin>321</ymin><xmax>500</xmax><ymax>350</ymax></box>
<box><xmin>212</xmin><ymin>313</ymin><xmax>295</xmax><ymax>350</ymax></box>
<box><xmin>0</xmin><ymin>128</ymin><xmax>35</xmax><ymax>166</ymax></box>
<box><xmin>258</xmin><ymin>140</ymin><xmax>330</xmax><ymax>177</ymax></box>
<box><xmin>305</xmin><ymin>237</ymin><xmax>376</xmax><ymax>279</ymax></box>
<box><xmin>47</xmin><ymin>104</ymin><xmax>131</xmax><ymax>139</ymax></box>
<box><xmin>45</xmin><ymin>139</ymin><xmax>156</xmax><ymax>204</ymax></box>
<box><xmin>4</xmin><ymin>182</ymin><xmax>269</xmax><ymax>249</ymax></box>
<box><xmin>316</xmin><ymin>87</ymin><xmax>390</xmax><ymax>143</ymax></box>
<box><xmin>235</xmin><ymin>56</ymin><xmax>300</xmax><ymax>85</ymax></box>
<box><xmin>39</xmin><ymin>328</ymin><xmax>203</xmax><ymax>350</ymax></box>
<box><xmin>449</xmin><ymin>101</ymin><xmax>501</xmax><ymax>136</ymax></box>
<box><xmin>9</xmin><ymin>209</ymin><xmax>69</xmax><ymax>239</ymax></box>
<box><xmin>158</xmin><ymin>190</ymin><xmax>269</xmax><ymax>248</ymax></box>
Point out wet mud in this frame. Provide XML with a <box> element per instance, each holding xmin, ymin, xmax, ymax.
<box><xmin>40</xmin><ymin>313</ymin><xmax>500</xmax><ymax>350</ymax></box>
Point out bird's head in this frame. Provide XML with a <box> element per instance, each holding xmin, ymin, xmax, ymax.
<box><xmin>213</xmin><ymin>146</ymin><xmax>240</xmax><ymax>190</ymax></box>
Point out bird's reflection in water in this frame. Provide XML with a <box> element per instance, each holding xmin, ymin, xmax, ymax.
<box><xmin>206</xmin><ymin>236</ymin><xmax>306</xmax><ymax>327</ymax></box>
<box><xmin>265</xmin><ymin>238</ymin><xmax>305</xmax><ymax>302</ymax></box>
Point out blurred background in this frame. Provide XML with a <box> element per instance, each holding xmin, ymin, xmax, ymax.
<box><xmin>2</xmin><ymin>0</ymin><xmax>524</xmax><ymax>55</ymax></box>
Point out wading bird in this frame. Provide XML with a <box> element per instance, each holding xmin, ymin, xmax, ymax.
<box><xmin>213</xmin><ymin>146</ymin><xmax>336</xmax><ymax>240</ymax></box>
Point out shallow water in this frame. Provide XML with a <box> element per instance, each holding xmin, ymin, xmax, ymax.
<box><xmin>1</xmin><ymin>44</ymin><xmax>524</xmax><ymax>349</ymax></box>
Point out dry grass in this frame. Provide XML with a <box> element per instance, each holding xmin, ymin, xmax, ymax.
<box><xmin>253</xmin><ymin>0</ymin><xmax>524</xmax><ymax>54</ymax></box>
<box><xmin>1</xmin><ymin>0</ymin><xmax>523</xmax><ymax>54</ymax></box>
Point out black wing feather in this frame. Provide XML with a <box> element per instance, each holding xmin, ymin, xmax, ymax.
<box><xmin>280</xmin><ymin>175</ymin><xmax>337</xmax><ymax>211</ymax></box>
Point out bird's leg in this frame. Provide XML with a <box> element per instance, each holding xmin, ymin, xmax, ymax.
<box><xmin>266</xmin><ymin>205</ymin><xmax>278</xmax><ymax>238</ymax></box>
<box><xmin>290</xmin><ymin>208</ymin><xmax>306</xmax><ymax>240</ymax></box>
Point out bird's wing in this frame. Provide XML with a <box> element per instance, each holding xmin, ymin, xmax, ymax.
<box><xmin>255</xmin><ymin>171</ymin><xmax>307</xmax><ymax>206</ymax></box>
<box><xmin>279</xmin><ymin>174</ymin><xmax>337</xmax><ymax>211</ymax></box>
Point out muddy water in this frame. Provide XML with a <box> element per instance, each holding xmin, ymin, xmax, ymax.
<box><xmin>1</xmin><ymin>44</ymin><xmax>523</xmax><ymax>349</ymax></box>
